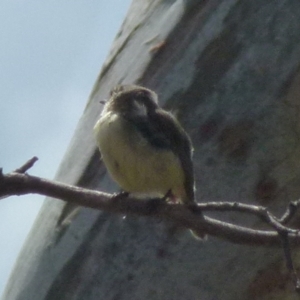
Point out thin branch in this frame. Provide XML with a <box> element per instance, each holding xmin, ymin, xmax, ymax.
<box><xmin>14</xmin><ymin>156</ymin><xmax>38</xmax><ymax>173</ymax></box>
<box><xmin>280</xmin><ymin>232</ymin><xmax>300</xmax><ymax>291</ymax></box>
<box><xmin>1</xmin><ymin>158</ymin><xmax>300</xmax><ymax>246</ymax></box>
<box><xmin>194</xmin><ymin>202</ymin><xmax>299</xmax><ymax>234</ymax></box>
<box><xmin>279</xmin><ymin>200</ymin><xmax>300</xmax><ymax>225</ymax></box>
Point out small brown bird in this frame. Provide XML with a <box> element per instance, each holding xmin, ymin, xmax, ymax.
<box><xmin>94</xmin><ymin>85</ymin><xmax>204</xmax><ymax>238</ymax></box>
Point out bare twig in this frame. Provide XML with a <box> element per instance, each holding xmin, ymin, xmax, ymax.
<box><xmin>280</xmin><ymin>232</ymin><xmax>300</xmax><ymax>291</ymax></box>
<box><xmin>279</xmin><ymin>200</ymin><xmax>300</xmax><ymax>225</ymax></box>
<box><xmin>193</xmin><ymin>202</ymin><xmax>299</xmax><ymax>234</ymax></box>
<box><xmin>14</xmin><ymin>156</ymin><xmax>38</xmax><ymax>173</ymax></box>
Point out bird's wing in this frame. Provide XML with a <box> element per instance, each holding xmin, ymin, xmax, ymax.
<box><xmin>152</xmin><ymin>109</ymin><xmax>195</xmax><ymax>204</ymax></box>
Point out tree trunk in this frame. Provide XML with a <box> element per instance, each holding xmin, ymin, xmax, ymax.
<box><xmin>3</xmin><ymin>0</ymin><xmax>300</xmax><ymax>299</ymax></box>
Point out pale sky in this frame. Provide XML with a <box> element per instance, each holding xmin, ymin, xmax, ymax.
<box><xmin>0</xmin><ymin>1</ymin><xmax>131</xmax><ymax>296</ymax></box>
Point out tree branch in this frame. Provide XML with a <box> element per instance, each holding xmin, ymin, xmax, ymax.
<box><xmin>13</xmin><ymin>156</ymin><xmax>38</xmax><ymax>173</ymax></box>
<box><xmin>1</xmin><ymin>158</ymin><xmax>300</xmax><ymax>247</ymax></box>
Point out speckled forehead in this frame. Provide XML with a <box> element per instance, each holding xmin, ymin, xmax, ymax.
<box><xmin>112</xmin><ymin>84</ymin><xmax>155</xmax><ymax>96</ymax></box>
<box><xmin>111</xmin><ymin>85</ymin><xmax>158</xmax><ymax>105</ymax></box>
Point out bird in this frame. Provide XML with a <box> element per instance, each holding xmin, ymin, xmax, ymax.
<box><xmin>93</xmin><ymin>84</ymin><xmax>204</xmax><ymax>238</ymax></box>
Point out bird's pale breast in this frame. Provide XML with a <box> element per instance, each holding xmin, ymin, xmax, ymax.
<box><xmin>94</xmin><ymin>112</ymin><xmax>186</xmax><ymax>199</ymax></box>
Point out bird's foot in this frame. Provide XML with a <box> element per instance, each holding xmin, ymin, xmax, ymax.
<box><xmin>162</xmin><ymin>189</ymin><xmax>179</xmax><ymax>204</ymax></box>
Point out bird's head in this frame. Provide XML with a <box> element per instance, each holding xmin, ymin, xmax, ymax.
<box><xmin>105</xmin><ymin>85</ymin><xmax>159</xmax><ymax>117</ymax></box>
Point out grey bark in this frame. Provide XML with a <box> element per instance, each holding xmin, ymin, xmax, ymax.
<box><xmin>3</xmin><ymin>0</ymin><xmax>300</xmax><ymax>299</ymax></box>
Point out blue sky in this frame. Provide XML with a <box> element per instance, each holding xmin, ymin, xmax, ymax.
<box><xmin>0</xmin><ymin>1</ymin><xmax>131</xmax><ymax>296</ymax></box>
